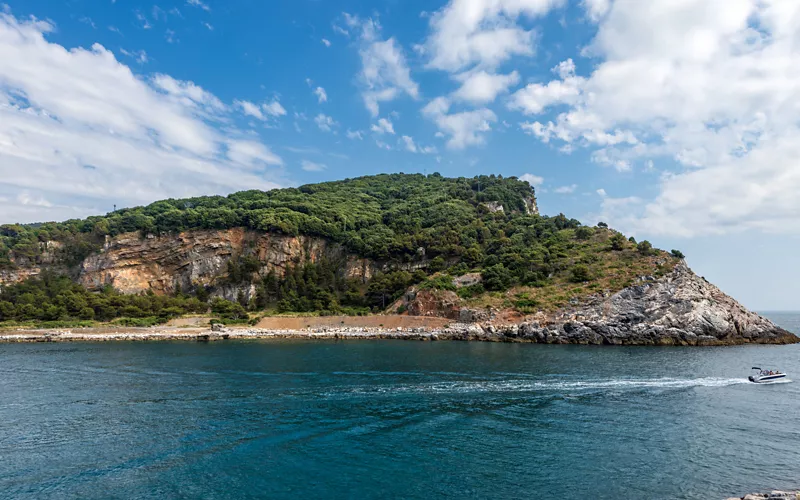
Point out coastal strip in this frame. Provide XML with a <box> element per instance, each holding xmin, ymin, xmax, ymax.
<box><xmin>0</xmin><ymin>322</ymin><xmax>796</xmax><ymax>345</ymax></box>
<box><xmin>726</xmin><ymin>490</ymin><xmax>800</xmax><ymax>500</ymax></box>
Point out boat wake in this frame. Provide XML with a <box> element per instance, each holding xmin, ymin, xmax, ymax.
<box><xmin>334</xmin><ymin>377</ymin><xmax>751</xmax><ymax>396</ymax></box>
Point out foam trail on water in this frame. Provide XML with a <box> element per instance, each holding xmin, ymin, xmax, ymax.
<box><xmin>337</xmin><ymin>377</ymin><xmax>751</xmax><ymax>396</ymax></box>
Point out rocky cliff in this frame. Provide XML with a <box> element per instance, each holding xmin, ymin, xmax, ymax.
<box><xmin>77</xmin><ymin>229</ymin><xmax>376</xmax><ymax>301</ymax></box>
<box><xmin>406</xmin><ymin>262</ymin><xmax>797</xmax><ymax>345</ymax></box>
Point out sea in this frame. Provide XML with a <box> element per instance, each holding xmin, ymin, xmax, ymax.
<box><xmin>1</xmin><ymin>313</ymin><xmax>799</xmax><ymax>500</ymax></box>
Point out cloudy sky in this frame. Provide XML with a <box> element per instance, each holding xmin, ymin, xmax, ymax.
<box><xmin>1</xmin><ymin>0</ymin><xmax>799</xmax><ymax>310</ymax></box>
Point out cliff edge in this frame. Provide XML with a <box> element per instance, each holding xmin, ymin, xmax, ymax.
<box><xmin>439</xmin><ymin>262</ymin><xmax>797</xmax><ymax>345</ymax></box>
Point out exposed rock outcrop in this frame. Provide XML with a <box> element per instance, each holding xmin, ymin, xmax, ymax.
<box><xmin>0</xmin><ymin>241</ymin><xmax>66</xmax><ymax>287</ymax></box>
<box><xmin>77</xmin><ymin>229</ymin><xmax>377</xmax><ymax>300</ymax></box>
<box><xmin>405</xmin><ymin>261</ymin><xmax>797</xmax><ymax>345</ymax></box>
<box><xmin>726</xmin><ymin>491</ymin><xmax>800</xmax><ymax>500</ymax></box>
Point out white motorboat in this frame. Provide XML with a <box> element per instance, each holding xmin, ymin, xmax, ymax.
<box><xmin>748</xmin><ymin>367</ymin><xmax>787</xmax><ymax>383</ymax></box>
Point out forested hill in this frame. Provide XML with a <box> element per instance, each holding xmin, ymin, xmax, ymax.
<box><xmin>1</xmin><ymin>173</ymin><xmax>541</xmax><ymax>267</ymax></box>
<box><xmin>0</xmin><ymin>173</ymin><xmax>682</xmax><ymax>326</ymax></box>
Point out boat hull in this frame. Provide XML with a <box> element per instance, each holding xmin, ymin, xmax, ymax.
<box><xmin>749</xmin><ymin>374</ymin><xmax>787</xmax><ymax>383</ymax></box>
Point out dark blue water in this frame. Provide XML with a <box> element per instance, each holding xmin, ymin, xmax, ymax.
<box><xmin>2</xmin><ymin>315</ymin><xmax>800</xmax><ymax>500</ymax></box>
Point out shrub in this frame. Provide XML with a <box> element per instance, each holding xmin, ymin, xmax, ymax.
<box><xmin>637</xmin><ymin>240</ymin><xmax>653</xmax><ymax>255</ymax></box>
<box><xmin>428</xmin><ymin>256</ymin><xmax>446</xmax><ymax>272</ymax></box>
<box><xmin>457</xmin><ymin>283</ymin><xmax>485</xmax><ymax>299</ymax></box>
<box><xmin>419</xmin><ymin>275</ymin><xmax>456</xmax><ymax>291</ymax></box>
<box><xmin>575</xmin><ymin>226</ymin><xmax>593</xmax><ymax>240</ymax></box>
<box><xmin>570</xmin><ymin>264</ymin><xmax>591</xmax><ymax>283</ymax></box>
<box><xmin>597</xmin><ymin>221</ymin><xmax>608</xmax><ymax>228</ymax></box>
<box><xmin>610</xmin><ymin>233</ymin><xmax>626</xmax><ymax>251</ymax></box>
<box><xmin>448</xmin><ymin>263</ymin><xmax>470</xmax><ymax>276</ymax></box>
<box><xmin>671</xmin><ymin>249</ymin><xmax>685</xmax><ymax>259</ymax></box>
<box><xmin>482</xmin><ymin>264</ymin><xmax>513</xmax><ymax>291</ymax></box>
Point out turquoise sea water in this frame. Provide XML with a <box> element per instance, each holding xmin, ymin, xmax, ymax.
<box><xmin>2</xmin><ymin>314</ymin><xmax>799</xmax><ymax>500</ymax></box>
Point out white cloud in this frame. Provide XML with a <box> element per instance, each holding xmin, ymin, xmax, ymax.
<box><xmin>520</xmin><ymin>173</ymin><xmax>544</xmax><ymax>186</ymax></box>
<box><xmin>314</xmin><ymin>86</ymin><xmax>327</xmax><ymax>103</ymax></box>
<box><xmin>370</xmin><ymin>118</ymin><xmax>394</xmax><ymax>135</ymax></box>
<box><xmin>314</xmin><ymin>113</ymin><xmax>337</xmax><ymax>132</ymax></box>
<box><xmin>346</xmin><ymin>14</ymin><xmax>419</xmax><ymax>116</ymax></box>
<box><xmin>203</xmin><ymin>22</ymin><xmax>214</xmax><ymax>31</ymax></box>
<box><xmin>119</xmin><ymin>48</ymin><xmax>148</xmax><ymax>64</ymax></box>
<box><xmin>300</xmin><ymin>160</ymin><xmax>327</xmax><ymax>172</ymax></box>
<box><xmin>452</xmin><ymin>70</ymin><xmax>520</xmax><ymax>104</ymax></box>
<box><xmin>422</xmin><ymin>97</ymin><xmax>496</xmax><ymax>149</ymax></box>
<box><xmin>0</xmin><ymin>12</ymin><xmax>283</xmax><ymax>224</ymax></box>
<box><xmin>582</xmin><ymin>0</ymin><xmax>611</xmax><ymax>22</ymax></box>
<box><xmin>233</xmin><ymin>99</ymin><xmax>285</xmax><ymax>122</ymax></box>
<box><xmin>401</xmin><ymin>136</ymin><xmax>417</xmax><ymax>152</ymax></box>
<box><xmin>346</xmin><ymin>129</ymin><xmax>364</xmax><ymax>140</ymax></box>
<box><xmin>508</xmin><ymin>59</ymin><xmax>582</xmax><ymax>115</ymax></box>
<box><xmin>399</xmin><ymin>135</ymin><xmax>437</xmax><ymax>154</ymax></box>
<box><xmin>135</xmin><ymin>11</ymin><xmax>152</xmax><ymax>30</ymax></box>
<box><xmin>375</xmin><ymin>140</ymin><xmax>392</xmax><ymax>150</ymax></box>
<box><xmin>234</xmin><ymin>100</ymin><xmax>265</xmax><ymax>120</ymax></box>
<box><xmin>262</xmin><ymin>100</ymin><xmax>286</xmax><ymax>118</ymax></box>
<box><xmin>554</xmin><ymin>184</ymin><xmax>577</xmax><ymax>194</ymax></box>
<box><xmin>507</xmin><ymin>0</ymin><xmax>800</xmax><ymax>237</ymax></box>
<box><xmin>186</xmin><ymin>0</ymin><xmax>210</xmax><ymax>11</ymax></box>
<box><xmin>424</xmin><ymin>0</ymin><xmax>565</xmax><ymax>72</ymax></box>
<box><xmin>596</xmin><ymin>188</ymin><xmax>607</xmax><ymax>197</ymax></box>
<box><xmin>321</xmin><ymin>38</ymin><xmax>331</xmax><ymax>47</ymax></box>
<box><xmin>227</xmin><ymin>139</ymin><xmax>283</xmax><ymax>168</ymax></box>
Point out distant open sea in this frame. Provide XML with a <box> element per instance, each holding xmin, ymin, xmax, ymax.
<box><xmin>2</xmin><ymin>313</ymin><xmax>800</xmax><ymax>500</ymax></box>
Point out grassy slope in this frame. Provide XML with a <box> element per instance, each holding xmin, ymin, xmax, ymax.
<box><xmin>462</xmin><ymin>228</ymin><xmax>678</xmax><ymax>314</ymax></box>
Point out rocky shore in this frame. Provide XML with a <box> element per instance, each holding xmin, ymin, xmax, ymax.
<box><xmin>0</xmin><ymin>317</ymin><xmax>795</xmax><ymax>345</ymax></box>
<box><xmin>726</xmin><ymin>491</ymin><xmax>800</xmax><ymax>500</ymax></box>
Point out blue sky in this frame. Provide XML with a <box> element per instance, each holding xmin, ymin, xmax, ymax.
<box><xmin>1</xmin><ymin>0</ymin><xmax>800</xmax><ymax>310</ymax></box>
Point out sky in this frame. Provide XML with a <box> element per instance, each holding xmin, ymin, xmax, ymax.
<box><xmin>1</xmin><ymin>0</ymin><xmax>799</xmax><ymax>310</ymax></box>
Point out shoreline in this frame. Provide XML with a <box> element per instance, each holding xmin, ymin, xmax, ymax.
<box><xmin>0</xmin><ymin>324</ymin><xmax>796</xmax><ymax>345</ymax></box>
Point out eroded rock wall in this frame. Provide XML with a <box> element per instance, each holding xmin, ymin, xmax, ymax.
<box><xmin>77</xmin><ymin>228</ymin><xmax>377</xmax><ymax>299</ymax></box>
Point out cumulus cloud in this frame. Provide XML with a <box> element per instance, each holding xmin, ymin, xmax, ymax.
<box><xmin>321</xmin><ymin>38</ymin><xmax>331</xmax><ymax>47</ymax></box>
<box><xmin>314</xmin><ymin>113</ymin><xmax>337</xmax><ymax>132</ymax></box>
<box><xmin>422</xmin><ymin>97</ymin><xmax>497</xmax><ymax>150</ymax></box>
<box><xmin>313</xmin><ymin>86</ymin><xmax>328</xmax><ymax>103</ymax></box>
<box><xmin>346</xmin><ymin>129</ymin><xmax>364</xmax><ymax>140</ymax></box>
<box><xmin>0</xmin><ymin>12</ymin><xmax>283</xmax><ymax>224</ymax></box>
<box><xmin>520</xmin><ymin>173</ymin><xmax>544</xmax><ymax>187</ymax></box>
<box><xmin>452</xmin><ymin>70</ymin><xmax>520</xmax><ymax>104</ymax></box>
<box><xmin>424</xmin><ymin>0</ymin><xmax>565</xmax><ymax>72</ymax></box>
<box><xmin>554</xmin><ymin>184</ymin><xmax>577</xmax><ymax>194</ymax></box>
<box><xmin>370</xmin><ymin>118</ymin><xmax>394</xmax><ymax>135</ymax></box>
<box><xmin>345</xmin><ymin>13</ymin><xmax>419</xmax><ymax>116</ymax></box>
<box><xmin>399</xmin><ymin>135</ymin><xmax>437</xmax><ymax>154</ymax></box>
<box><xmin>506</xmin><ymin>0</ymin><xmax>800</xmax><ymax>237</ymax></box>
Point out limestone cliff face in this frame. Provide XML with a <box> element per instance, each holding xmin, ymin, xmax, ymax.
<box><xmin>78</xmin><ymin>229</ymin><xmax>377</xmax><ymax>300</ymax></box>
<box><xmin>0</xmin><ymin>241</ymin><xmax>66</xmax><ymax>287</ymax></box>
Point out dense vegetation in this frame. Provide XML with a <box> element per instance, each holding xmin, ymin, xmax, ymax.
<box><xmin>0</xmin><ymin>173</ymin><xmax>680</xmax><ymax>325</ymax></box>
<box><xmin>0</xmin><ymin>273</ymin><xmax>208</xmax><ymax>326</ymax></box>
<box><xmin>0</xmin><ymin>173</ymin><xmax>536</xmax><ymax>267</ymax></box>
